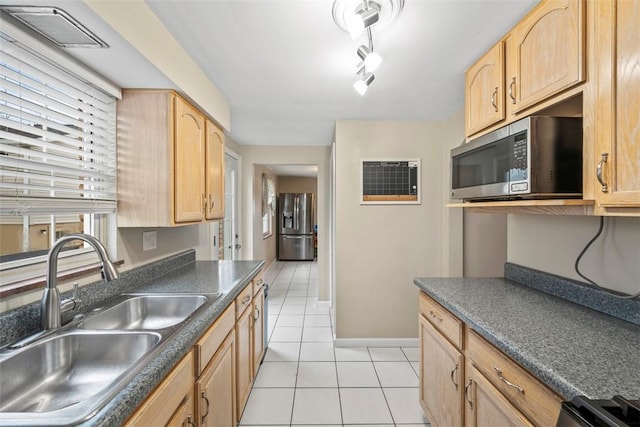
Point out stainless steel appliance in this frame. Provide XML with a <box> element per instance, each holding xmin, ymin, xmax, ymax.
<box><xmin>556</xmin><ymin>396</ymin><xmax>640</xmax><ymax>426</ymax></box>
<box><xmin>451</xmin><ymin>116</ymin><xmax>583</xmax><ymax>201</ymax></box>
<box><xmin>278</xmin><ymin>193</ymin><xmax>314</xmax><ymax>261</ymax></box>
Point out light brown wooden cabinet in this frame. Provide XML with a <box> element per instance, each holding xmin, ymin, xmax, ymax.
<box><xmin>419</xmin><ymin>315</ymin><xmax>464</xmax><ymax>427</ymax></box>
<box><xmin>418</xmin><ymin>292</ymin><xmax>562</xmax><ymax>427</ymax></box>
<box><xmin>124</xmin><ymin>351</ymin><xmax>194</xmax><ymax>426</ymax></box>
<box><xmin>205</xmin><ymin>120</ymin><xmax>225</xmax><ymax>220</ymax></box>
<box><xmin>252</xmin><ymin>281</ymin><xmax>266</xmax><ymax>375</ymax></box>
<box><xmin>196</xmin><ymin>330</ymin><xmax>236</xmax><ymax>427</ymax></box>
<box><xmin>235</xmin><ymin>292</ymin><xmax>253</xmax><ymax>421</ymax></box>
<box><xmin>116</xmin><ymin>90</ymin><xmax>225</xmax><ymax>227</ymax></box>
<box><xmin>505</xmin><ymin>0</ymin><xmax>585</xmax><ymax>115</ymax></box>
<box><xmin>464</xmin><ymin>363</ymin><xmax>533</xmax><ymax>427</ymax></box>
<box><xmin>465</xmin><ymin>42</ymin><xmax>505</xmax><ymax>137</ymax></box>
<box><xmin>464</xmin><ymin>0</ymin><xmax>585</xmax><ymax>139</ymax></box>
<box><xmin>592</xmin><ymin>0</ymin><xmax>640</xmax><ymax>211</ymax></box>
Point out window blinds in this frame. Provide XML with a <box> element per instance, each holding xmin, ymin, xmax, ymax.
<box><xmin>0</xmin><ymin>38</ymin><xmax>117</xmax><ymax>216</ymax></box>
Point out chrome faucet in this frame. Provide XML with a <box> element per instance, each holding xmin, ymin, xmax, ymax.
<box><xmin>42</xmin><ymin>233</ymin><xmax>119</xmax><ymax>330</ymax></box>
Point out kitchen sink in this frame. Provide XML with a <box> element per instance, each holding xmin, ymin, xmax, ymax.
<box><xmin>0</xmin><ymin>330</ymin><xmax>160</xmax><ymax>424</ymax></box>
<box><xmin>79</xmin><ymin>294</ymin><xmax>210</xmax><ymax>330</ymax></box>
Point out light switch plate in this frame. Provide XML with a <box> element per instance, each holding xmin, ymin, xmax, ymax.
<box><xmin>142</xmin><ymin>231</ymin><xmax>157</xmax><ymax>251</ymax></box>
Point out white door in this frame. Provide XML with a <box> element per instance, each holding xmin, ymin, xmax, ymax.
<box><xmin>223</xmin><ymin>152</ymin><xmax>241</xmax><ymax>260</ymax></box>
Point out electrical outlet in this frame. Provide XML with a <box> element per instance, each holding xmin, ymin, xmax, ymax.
<box><xmin>142</xmin><ymin>231</ymin><xmax>157</xmax><ymax>251</ymax></box>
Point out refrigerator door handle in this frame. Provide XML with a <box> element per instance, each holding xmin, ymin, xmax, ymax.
<box><xmin>283</xmin><ymin>235</ymin><xmax>309</xmax><ymax>239</ymax></box>
<box><xmin>293</xmin><ymin>195</ymin><xmax>299</xmax><ymax>230</ymax></box>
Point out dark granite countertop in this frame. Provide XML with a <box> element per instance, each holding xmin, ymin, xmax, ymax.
<box><xmin>413</xmin><ymin>276</ymin><xmax>640</xmax><ymax>401</ymax></box>
<box><xmin>80</xmin><ymin>259</ymin><xmax>265</xmax><ymax>427</ymax></box>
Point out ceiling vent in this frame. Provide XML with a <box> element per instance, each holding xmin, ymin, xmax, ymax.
<box><xmin>0</xmin><ymin>6</ymin><xmax>108</xmax><ymax>48</ymax></box>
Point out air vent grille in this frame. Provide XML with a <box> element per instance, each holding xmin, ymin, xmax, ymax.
<box><xmin>0</xmin><ymin>7</ymin><xmax>108</xmax><ymax>48</ymax></box>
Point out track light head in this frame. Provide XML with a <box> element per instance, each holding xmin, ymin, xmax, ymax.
<box><xmin>353</xmin><ymin>72</ymin><xmax>375</xmax><ymax>95</ymax></box>
<box><xmin>357</xmin><ymin>45</ymin><xmax>382</xmax><ymax>72</ymax></box>
<box><xmin>346</xmin><ymin>3</ymin><xmax>380</xmax><ymax>39</ymax></box>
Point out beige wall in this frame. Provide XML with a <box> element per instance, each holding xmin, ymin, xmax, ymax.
<box><xmin>464</xmin><ymin>212</ymin><xmax>507</xmax><ymax>277</ymax></box>
<box><xmin>237</xmin><ymin>145</ymin><xmax>331</xmax><ymax>301</ymax></box>
<box><xmin>252</xmin><ymin>165</ymin><xmax>279</xmax><ymax>269</ymax></box>
<box><xmin>508</xmin><ymin>215</ymin><xmax>640</xmax><ymax>295</ymax></box>
<box><xmin>334</xmin><ymin>120</ymin><xmax>461</xmax><ymax>340</ymax></box>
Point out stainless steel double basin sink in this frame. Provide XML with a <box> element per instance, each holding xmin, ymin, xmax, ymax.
<box><xmin>0</xmin><ymin>293</ymin><xmax>220</xmax><ymax>425</ymax></box>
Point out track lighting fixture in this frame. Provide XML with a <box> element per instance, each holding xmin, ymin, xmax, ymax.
<box><xmin>332</xmin><ymin>0</ymin><xmax>404</xmax><ymax>95</ymax></box>
<box><xmin>357</xmin><ymin>45</ymin><xmax>382</xmax><ymax>72</ymax></box>
<box><xmin>353</xmin><ymin>71</ymin><xmax>375</xmax><ymax>95</ymax></box>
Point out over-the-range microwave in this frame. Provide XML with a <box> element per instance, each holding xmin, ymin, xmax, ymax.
<box><xmin>451</xmin><ymin>116</ymin><xmax>583</xmax><ymax>201</ymax></box>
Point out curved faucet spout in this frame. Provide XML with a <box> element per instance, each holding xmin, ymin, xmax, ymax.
<box><xmin>42</xmin><ymin>233</ymin><xmax>119</xmax><ymax>330</ymax></box>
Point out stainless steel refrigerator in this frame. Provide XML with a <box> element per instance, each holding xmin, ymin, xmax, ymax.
<box><xmin>278</xmin><ymin>193</ymin><xmax>314</xmax><ymax>261</ymax></box>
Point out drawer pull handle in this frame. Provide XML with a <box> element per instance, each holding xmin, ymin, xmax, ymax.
<box><xmin>200</xmin><ymin>391</ymin><xmax>210</xmax><ymax>421</ymax></box>
<box><xmin>450</xmin><ymin>363</ymin><xmax>459</xmax><ymax>390</ymax></box>
<box><xmin>464</xmin><ymin>379</ymin><xmax>473</xmax><ymax>409</ymax></box>
<box><xmin>493</xmin><ymin>366</ymin><xmax>525</xmax><ymax>394</ymax></box>
<box><xmin>429</xmin><ymin>310</ymin><xmax>443</xmax><ymax>323</ymax></box>
<box><xmin>187</xmin><ymin>414</ymin><xmax>196</xmax><ymax>427</ymax></box>
<box><xmin>253</xmin><ymin>306</ymin><xmax>260</xmax><ymax>321</ymax></box>
<box><xmin>242</xmin><ymin>295</ymin><xmax>251</xmax><ymax>304</ymax></box>
<box><xmin>596</xmin><ymin>152</ymin><xmax>609</xmax><ymax>193</ymax></box>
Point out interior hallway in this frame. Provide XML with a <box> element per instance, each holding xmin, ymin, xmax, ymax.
<box><xmin>239</xmin><ymin>261</ymin><xmax>430</xmax><ymax>426</ymax></box>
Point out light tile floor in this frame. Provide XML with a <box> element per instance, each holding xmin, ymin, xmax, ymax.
<box><xmin>240</xmin><ymin>261</ymin><xmax>431</xmax><ymax>427</ymax></box>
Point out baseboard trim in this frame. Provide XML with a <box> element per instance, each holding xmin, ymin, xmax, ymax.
<box><xmin>333</xmin><ymin>337</ymin><xmax>419</xmax><ymax>348</ymax></box>
<box><xmin>316</xmin><ymin>300</ymin><xmax>331</xmax><ymax>308</ymax></box>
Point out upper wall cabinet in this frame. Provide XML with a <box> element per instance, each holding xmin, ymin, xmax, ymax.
<box><xmin>117</xmin><ymin>90</ymin><xmax>225</xmax><ymax>227</ymax></box>
<box><xmin>506</xmin><ymin>0</ymin><xmax>585</xmax><ymax>115</ymax></box>
<box><xmin>205</xmin><ymin>121</ymin><xmax>225</xmax><ymax>221</ymax></box>
<box><xmin>592</xmin><ymin>0</ymin><xmax>640</xmax><ymax>211</ymax></box>
<box><xmin>464</xmin><ymin>0</ymin><xmax>585</xmax><ymax>139</ymax></box>
<box><xmin>465</xmin><ymin>42</ymin><xmax>505</xmax><ymax>136</ymax></box>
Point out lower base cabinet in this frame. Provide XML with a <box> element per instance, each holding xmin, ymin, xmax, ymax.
<box><xmin>465</xmin><ymin>363</ymin><xmax>533</xmax><ymax>427</ymax></box>
<box><xmin>196</xmin><ymin>330</ymin><xmax>236</xmax><ymax>427</ymax></box>
<box><xmin>418</xmin><ymin>292</ymin><xmax>562</xmax><ymax>427</ymax></box>
<box><xmin>125</xmin><ymin>352</ymin><xmax>194</xmax><ymax>426</ymax></box>
<box><xmin>419</xmin><ymin>315</ymin><xmax>464</xmax><ymax>426</ymax></box>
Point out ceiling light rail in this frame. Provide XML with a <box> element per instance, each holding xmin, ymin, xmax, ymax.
<box><xmin>332</xmin><ymin>0</ymin><xmax>404</xmax><ymax>95</ymax></box>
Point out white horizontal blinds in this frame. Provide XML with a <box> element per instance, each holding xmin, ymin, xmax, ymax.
<box><xmin>0</xmin><ymin>39</ymin><xmax>117</xmax><ymax>216</ymax></box>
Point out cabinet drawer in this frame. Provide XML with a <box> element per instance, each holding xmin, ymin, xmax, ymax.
<box><xmin>195</xmin><ymin>302</ymin><xmax>235</xmax><ymax>376</ymax></box>
<box><xmin>235</xmin><ymin>284</ymin><xmax>253</xmax><ymax>319</ymax></box>
<box><xmin>125</xmin><ymin>351</ymin><xmax>194</xmax><ymax>426</ymax></box>
<box><xmin>419</xmin><ymin>292</ymin><xmax>463</xmax><ymax>349</ymax></box>
<box><xmin>252</xmin><ymin>270</ymin><xmax>265</xmax><ymax>296</ymax></box>
<box><xmin>466</xmin><ymin>329</ymin><xmax>562</xmax><ymax>427</ymax></box>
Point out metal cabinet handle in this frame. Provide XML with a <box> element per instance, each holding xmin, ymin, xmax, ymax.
<box><xmin>491</xmin><ymin>87</ymin><xmax>498</xmax><ymax>112</ymax></box>
<box><xmin>596</xmin><ymin>153</ymin><xmax>609</xmax><ymax>193</ymax></box>
<box><xmin>493</xmin><ymin>366</ymin><xmax>525</xmax><ymax>394</ymax></box>
<box><xmin>242</xmin><ymin>295</ymin><xmax>251</xmax><ymax>304</ymax></box>
<box><xmin>253</xmin><ymin>306</ymin><xmax>260</xmax><ymax>321</ymax></box>
<box><xmin>429</xmin><ymin>310</ymin><xmax>443</xmax><ymax>323</ymax></box>
<box><xmin>209</xmin><ymin>194</ymin><xmax>214</xmax><ymax>210</ymax></box>
<box><xmin>509</xmin><ymin>77</ymin><xmax>516</xmax><ymax>104</ymax></box>
<box><xmin>464</xmin><ymin>379</ymin><xmax>473</xmax><ymax>409</ymax></box>
<box><xmin>202</xmin><ymin>194</ymin><xmax>207</xmax><ymax>213</ymax></box>
<box><xmin>200</xmin><ymin>391</ymin><xmax>210</xmax><ymax>422</ymax></box>
<box><xmin>187</xmin><ymin>414</ymin><xmax>196</xmax><ymax>427</ymax></box>
<box><xmin>450</xmin><ymin>363</ymin><xmax>459</xmax><ymax>390</ymax></box>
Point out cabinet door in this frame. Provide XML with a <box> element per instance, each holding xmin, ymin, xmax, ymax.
<box><xmin>197</xmin><ymin>331</ymin><xmax>236</xmax><ymax>427</ymax></box>
<box><xmin>252</xmin><ymin>285</ymin><xmax>265</xmax><ymax>376</ymax></box>
<box><xmin>125</xmin><ymin>352</ymin><xmax>194</xmax><ymax>426</ymax></box>
<box><xmin>465</xmin><ymin>364</ymin><xmax>534</xmax><ymax>427</ymax></box>
<box><xmin>205</xmin><ymin>121</ymin><xmax>225</xmax><ymax>220</ymax></box>
<box><xmin>236</xmin><ymin>306</ymin><xmax>253</xmax><ymax>421</ymax></box>
<box><xmin>465</xmin><ymin>42</ymin><xmax>505</xmax><ymax>137</ymax></box>
<box><xmin>594</xmin><ymin>0</ymin><xmax>640</xmax><ymax>208</ymax></box>
<box><xmin>507</xmin><ymin>0</ymin><xmax>584</xmax><ymax>113</ymax></box>
<box><xmin>419</xmin><ymin>315</ymin><xmax>464</xmax><ymax>427</ymax></box>
<box><xmin>166</xmin><ymin>393</ymin><xmax>195</xmax><ymax>427</ymax></box>
<box><xmin>174</xmin><ymin>96</ymin><xmax>205</xmax><ymax>223</ymax></box>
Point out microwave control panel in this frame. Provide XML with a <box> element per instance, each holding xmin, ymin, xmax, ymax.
<box><xmin>509</xmin><ymin>131</ymin><xmax>529</xmax><ymax>192</ymax></box>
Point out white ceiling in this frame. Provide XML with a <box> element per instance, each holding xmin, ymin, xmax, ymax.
<box><xmin>1</xmin><ymin>0</ymin><xmax>538</xmax><ymax>148</ymax></box>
